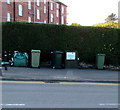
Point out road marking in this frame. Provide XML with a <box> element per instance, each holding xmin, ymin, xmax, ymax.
<box><xmin>0</xmin><ymin>80</ymin><xmax>119</xmax><ymax>86</ymax></box>
<box><xmin>60</xmin><ymin>82</ymin><xmax>120</xmax><ymax>86</ymax></box>
<box><xmin>1</xmin><ymin>104</ymin><xmax>25</xmax><ymax>106</ymax></box>
<box><xmin>0</xmin><ymin>81</ymin><xmax>45</xmax><ymax>84</ymax></box>
<box><xmin>99</xmin><ymin>103</ymin><xmax>120</xmax><ymax>106</ymax></box>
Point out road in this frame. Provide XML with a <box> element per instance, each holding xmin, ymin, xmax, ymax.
<box><xmin>1</xmin><ymin>81</ymin><xmax>119</xmax><ymax>108</ymax></box>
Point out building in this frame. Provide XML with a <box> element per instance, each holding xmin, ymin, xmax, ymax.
<box><xmin>0</xmin><ymin>0</ymin><xmax>67</xmax><ymax>24</ymax></box>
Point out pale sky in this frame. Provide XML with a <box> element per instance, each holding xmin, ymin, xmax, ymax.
<box><xmin>60</xmin><ymin>0</ymin><xmax>120</xmax><ymax>26</ymax></box>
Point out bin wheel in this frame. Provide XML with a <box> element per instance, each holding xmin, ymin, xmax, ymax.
<box><xmin>53</xmin><ymin>66</ymin><xmax>55</xmax><ymax>69</ymax></box>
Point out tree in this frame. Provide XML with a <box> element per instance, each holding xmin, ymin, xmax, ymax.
<box><xmin>92</xmin><ymin>13</ymin><xmax>119</xmax><ymax>28</ymax></box>
<box><xmin>92</xmin><ymin>21</ymin><xmax>118</xmax><ymax>28</ymax></box>
<box><xmin>105</xmin><ymin>13</ymin><xmax>117</xmax><ymax>22</ymax></box>
<box><xmin>71</xmin><ymin>23</ymin><xmax>82</xmax><ymax>26</ymax></box>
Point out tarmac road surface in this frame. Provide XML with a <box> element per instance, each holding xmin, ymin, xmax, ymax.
<box><xmin>1</xmin><ymin>81</ymin><xmax>119</xmax><ymax>108</ymax></box>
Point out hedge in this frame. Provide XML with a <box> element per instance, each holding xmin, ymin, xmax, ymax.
<box><xmin>2</xmin><ymin>22</ymin><xmax>120</xmax><ymax>65</ymax></box>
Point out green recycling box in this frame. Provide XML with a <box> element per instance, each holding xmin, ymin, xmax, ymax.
<box><xmin>31</xmin><ymin>50</ymin><xmax>41</xmax><ymax>68</ymax></box>
<box><xmin>96</xmin><ymin>54</ymin><xmax>105</xmax><ymax>69</ymax></box>
<box><xmin>65</xmin><ymin>51</ymin><xmax>78</xmax><ymax>68</ymax></box>
<box><xmin>51</xmin><ymin>51</ymin><xmax>65</xmax><ymax>69</ymax></box>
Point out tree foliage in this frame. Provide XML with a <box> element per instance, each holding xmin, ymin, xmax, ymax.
<box><xmin>93</xmin><ymin>13</ymin><xmax>118</xmax><ymax>28</ymax></box>
<box><xmin>93</xmin><ymin>21</ymin><xmax>118</xmax><ymax>28</ymax></box>
<box><xmin>71</xmin><ymin>23</ymin><xmax>82</xmax><ymax>26</ymax></box>
<box><xmin>105</xmin><ymin>13</ymin><xmax>117</xmax><ymax>22</ymax></box>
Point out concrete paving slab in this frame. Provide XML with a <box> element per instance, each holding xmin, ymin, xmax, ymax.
<box><xmin>1</xmin><ymin>67</ymin><xmax>119</xmax><ymax>83</ymax></box>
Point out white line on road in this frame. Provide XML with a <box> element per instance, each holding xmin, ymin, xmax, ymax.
<box><xmin>60</xmin><ymin>82</ymin><xmax>120</xmax><ymax>86</ymax></box>
<box><xmin>99</xmin><ymin>103</ymin><xmax>120</xmax><ymax>106</ymax></box>
<box><xmin>1</xmin><ymin>104</ymin><xmax>25</xmax><ymax>106</ymax></box>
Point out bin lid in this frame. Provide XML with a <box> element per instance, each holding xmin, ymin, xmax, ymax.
<box><xmin>52</xmin><ymin>51</ymin><xmax>64</xmax><ymax>54</ymax></box>
<box><xmin>97</xmin><ymin>54</ymin><xmax>105</xmax><ymax>56</ymax></box>
<box><xmin>31</xmin><ymin>50</ymin><xmax>41</xmax><ymax>53</ymax></box>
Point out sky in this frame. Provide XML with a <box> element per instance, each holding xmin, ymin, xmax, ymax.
<box><xmin>60</xmin><ymin>0</ymin><xmax>120</xmax><ymax>26</ymax></box>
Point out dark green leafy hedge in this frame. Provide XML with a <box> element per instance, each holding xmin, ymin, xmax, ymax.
<box><xmin>2</xmin><ymin>22</ymin><xmax>120</xmax><ymax>65</ymax></box>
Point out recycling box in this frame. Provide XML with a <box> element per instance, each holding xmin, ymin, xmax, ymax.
<box><xmin>65</xmin><ymin>51</ymin><xmax>78</xmax><ymax>68</ymax></box>
<box><xmin>96</xmin><ymin>54</ymin><xmax>105</xmax><ymax>69</ymax></box>
<box><xmin>31</xmin><ymin>50</ymin><xmax>41</xmax><ymax>68</ymax></box>
<box><xmin>51</xmin><ymin>51</ymin><xmax>65</xmax><ymax>69</ymax></box>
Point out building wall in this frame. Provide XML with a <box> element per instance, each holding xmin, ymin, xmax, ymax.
<box><xmin>0</xmin><ymin>1</ymin><xmax>2</xmax><ymax>22</ymax></box>
<box><xmin>0</xmin><ymin>1</ymin><xmax>3</xmax><ymax>22</ymax></box>
<box><xmin>61</xmin><ymin>5</ymin><xmax>67</xmax><ymax>24</ymax></box>
<box><xmin>1</xmin><ymin>2</ymin><xmax>14</xmax><ymax>22</ymax></box>
<box><xmin>49</xmin><ymin>0</ymin><xmax>56</xmax><ymax>24</ymax></box>
<box><xmin>14</xmin><ymin>1</ymin><xmax>27</xmax><ymax>22</ymax></box>
<box><xmin>0</xmin><ymin>0</ymin><xmax>67</xmax><ymax>24</ymax></box>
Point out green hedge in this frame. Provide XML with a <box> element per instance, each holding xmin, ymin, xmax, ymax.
<box><xmin>2</xmin><ymin>22</ymin><xmax>120</xmax><ymax>65</ymax></box>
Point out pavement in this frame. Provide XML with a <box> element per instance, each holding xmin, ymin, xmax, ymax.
<box><xmin>1</xmin><ymin>67</ymin><xmax>119</xmax><ymax>83</ymax></box>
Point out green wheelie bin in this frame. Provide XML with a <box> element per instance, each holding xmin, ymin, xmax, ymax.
<box><xmin>96</xmin><ymin>54</ymin><xmax>105</xmax><ymax>69</ymax></box>
<box><xmin>51</xmin><ymin>51</ymin><xmax>65</xmax><ymax>69</ymax></box>
<box><xmin>31</xmin><ymin>50</ymin><xmax>41</xmax><ymax>68</ymax></box>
